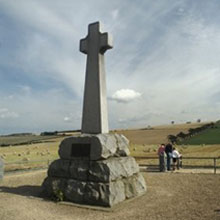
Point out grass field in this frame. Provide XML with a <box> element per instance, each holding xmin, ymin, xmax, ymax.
<box><xmin>179</xmin><ymin>122</ymin><xmax>220</xmax><ymax>145</ymax></box>
<box><xmin>0</xmin><ymin>123</ymin><xmax>220</xmax><ymax>171</ymax></box>
<box><xmin>0</xmin><ymin>137</ymin><xmax>63</xmax><ymax>171</ymax></box>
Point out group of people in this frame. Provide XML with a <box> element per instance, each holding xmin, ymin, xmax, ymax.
<box><xmin>157</xmin><ymin>143</ymin><xmax>182</xmax><ymax>172</ymax></box>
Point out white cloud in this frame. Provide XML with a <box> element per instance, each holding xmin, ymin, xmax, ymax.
<box><xmin>64</xmin><ymin>112</ymin><xmax>82</xmax><ymax>124</ymax></box>
<box><xmin>111</xmin><ymin>9</ymin><xmax>119</xmax><ymax>20</ymax></box>
<box><xmin>18</xmin><ymin>85</ymin><xmax>32</xmax><ymax>95</ymax></box>
<box><xmin>0</xmin><ymin>108</ymin><xmax>8</xmax><ymax>113</ymax></box>
<box><xmin>1</xmin><ymin>0</ymin><xmax>75</xmax><ymax>39</ymax></box>
<box><xmin>0</xmin><ymin>87</ymin><xmax>82</xmax><ymax>134</ymax></box>
<box><xmin>110</xmin><ymin>89</ymin><xmax>141</xmax><ymax>103</ymax></box>
<box><xmin>64</xmin><ymin>116</ymin><xmax>71</xmax><ymax>123</ymax></box>
<box><xmin>0</xmin><ymin>108</ymin><xmax>19</xmax><ymax>119</ymax></box>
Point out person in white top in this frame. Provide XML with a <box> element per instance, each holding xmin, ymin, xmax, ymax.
<box><xmin>172</xmin><ymin>147</ymin><xmax>181</xmax><ymax>170</ymax></box>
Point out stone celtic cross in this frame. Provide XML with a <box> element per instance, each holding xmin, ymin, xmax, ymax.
<box><xmin>80</xmin><ymin>22</ymin><xmax>113</xmax><ymax>134</ymax></box>
<box><xmin>43</xmin><ymin>22</ymin><xmax>146</xmax><ymax>207</ymax></box>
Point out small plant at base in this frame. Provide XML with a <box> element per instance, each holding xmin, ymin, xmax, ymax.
<box><xmin>52</xmin><ymin>189</ymin><xmax>64</xmax><ymax>202</ymax></box>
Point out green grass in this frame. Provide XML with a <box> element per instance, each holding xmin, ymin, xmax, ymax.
<box><xmin>179</xmin><ymin>123</ymin><xmax>220</xmax><ymax>145</ymax></box>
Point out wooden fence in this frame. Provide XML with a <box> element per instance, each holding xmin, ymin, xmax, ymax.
<box><xmin>134</xmin><ymin>156</ymin><xmax>220</xmax><ymax>174</ymax></box>
<box><xmin>3</xmin><ymin>156</ymin><xmax>220</xmax><ymax>174</ymax></box>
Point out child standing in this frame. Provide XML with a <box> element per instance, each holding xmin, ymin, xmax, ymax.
<box><xmin>172</xmin><ymin>147</ymin><xmax>181</xmax><ymax>170</ymax></box>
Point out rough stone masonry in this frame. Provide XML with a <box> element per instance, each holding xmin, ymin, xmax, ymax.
<box><xmin>42</xmin><ymin>22</ymin><xmax>146</xmax><ymax>207</ymax></box>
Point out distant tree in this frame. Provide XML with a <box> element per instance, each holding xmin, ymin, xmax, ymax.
<box><xmin>197</xmin><ymin>119</ymin><xmax>201</xmax><ymax>123</ymax></box>
<box><xmin>194</xmin><ymin>127</ymin><xmax>202</xmax><ymax>133</ymax></box>
<box><xmin>167</xmin><ymin>135</ymin><xmax>177</xmax><ymax>144</ymax></box>
<box><xmin>40</xmin><ymin>131</ymin><xmax>58</xmax><ymax>136</ymax></box>
<box><xmin>210</xmin><ymin>122</ymin><xmax>215</xmax><ymax>128</ymax></box>
<box><xmin>176</xmin><ymin>132</ymin><xmax>187</xmax><ymax>139</ymax></box>
<box><xmin>171</xmin><ymin>121</ymin><xmax>175</xmax><ymax>124</ymax></box>
<box><xmin>188</xmin><ymin>128</ymin><xmax>196</xmax><ymax>136</ymax></box>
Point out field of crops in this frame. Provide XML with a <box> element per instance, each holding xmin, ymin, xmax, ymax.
<box><xmin>0</xmin><ymin>135</ymin><xmax>62</xmax><ymax>146</ymax></box>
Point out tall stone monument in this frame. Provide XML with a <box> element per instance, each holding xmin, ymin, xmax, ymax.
<box><xmin>80</xmin><ymin>22</ymin><xmax>111</xmax><ymax>134</ymax></box>
<box><xmin>42</xmin><ymin>22</ymin><xmax>146</xmax><ymax>207</ymax></box>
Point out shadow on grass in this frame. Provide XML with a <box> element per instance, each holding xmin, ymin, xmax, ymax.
<box><xmin>0</xmin><ymin>185</ymin><xmax>45</xmax><ymax>198</ymax></box>
<box><xmin>140</xmin><ymin>166</ymin><xmax>160</xmax><ymax>173</ymax></box>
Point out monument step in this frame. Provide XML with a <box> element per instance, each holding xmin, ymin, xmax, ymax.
<box><xmin>42</xmin><ymin>173</ymin><xmax>146</xmax><ymax>207</ymax></box>
<box><xmin>48</xmin><ymin>156</ymin><xmax>139</xmax><ymax>183</ymax></box>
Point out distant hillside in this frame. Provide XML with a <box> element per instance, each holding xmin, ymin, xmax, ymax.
<box><xmin>115</xmin><ymin>123</ymin><xmax>204</xmax><ymax>145</ymax></box>
<box><xmin>178</xmin><ymin>121</ymin><xmax>220</xmax><ymax>145</ymax></box>
<box><xmin>0</xmin><ymin>135</ymin><xmax>61</xmax><ymax>147</ymax></box>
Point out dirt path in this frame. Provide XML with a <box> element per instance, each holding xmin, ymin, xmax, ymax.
<box><xmin>0</xmin><ymin>170</ymin><xmax>220</xmax><ymax>220</ymax></box>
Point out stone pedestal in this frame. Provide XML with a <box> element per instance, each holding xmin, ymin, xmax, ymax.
<box><xmin>0</xmin><ymin>157</ymin><xmax>4</xmax><ymax>180</ymax></box>
<box><xmin>42</xmin><ymin>134</ymin><xmax>146</xmax><ymax>207</ymax></box>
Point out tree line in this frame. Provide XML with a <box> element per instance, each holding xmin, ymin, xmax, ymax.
<box><xmin>167</xmin><ymin>122</ymin><xmax>215</xmax><ymax>144</ymax></box>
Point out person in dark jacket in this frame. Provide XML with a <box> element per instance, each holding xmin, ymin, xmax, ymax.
<box><xmin>165</xmin><ymin>143</ymin><xmax>173</xmax><ymax>171</ymax></box>
<box><xmin>157</xmin><ymin>144</ymin><xmax>166</xmax><ymax>172</ymax></box>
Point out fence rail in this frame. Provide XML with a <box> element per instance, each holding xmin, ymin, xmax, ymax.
<box><xmin>134</xmin><ymin>156</ymin><xmax>220</xmax><ymax>174</ymax></box>
<box><xmin>2</xmin><ymin>156</ymin><xmax>220</xmax><ymax>174</ymax></box>
<box><xmin>4</xmin><ymin>159</ymin><xmax>52</xmax><ymax>174</ymax></box>
<box><xmin>5</xmin><ymin>159</ymin><xmax>51</xmax><ymax>165</ymax></box>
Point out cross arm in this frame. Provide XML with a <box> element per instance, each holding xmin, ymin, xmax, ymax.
<box><xmin>80</xmin><ymin>37</ymin><xmax>88</xmax><ymax>54</ymax></box>
<box><xmin>100</xmin><ymin>32</ymin><xmax>113</xmax><ymax>54</ymax></box>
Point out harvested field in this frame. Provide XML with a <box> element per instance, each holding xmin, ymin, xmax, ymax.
<box><xmin>0</xmin><ymin>170</ymin><xmax>219</xmax><ymax>220</ymax></box>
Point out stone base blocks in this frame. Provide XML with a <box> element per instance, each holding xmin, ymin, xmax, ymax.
<box><xmin>42</xmin><ymin>134</ymin><xmax>146</xmax><ymax>207</ymax></box>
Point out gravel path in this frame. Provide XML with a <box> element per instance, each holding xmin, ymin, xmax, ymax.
<box><xmin>0</xmin><ymin>170</ymin><xmax>219</xmax><ymax>220</ymax></box>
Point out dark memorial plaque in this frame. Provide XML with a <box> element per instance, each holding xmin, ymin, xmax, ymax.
<box><xmin>71</xmin><ymin>144</ymin><xmax>90</xmax><ymax>157</ymax></box>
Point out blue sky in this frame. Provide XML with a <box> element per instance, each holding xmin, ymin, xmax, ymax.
<box><xmin>0</xmin><ymin>0</ymin><xmax>220</xmax><ymax>134</ymax></box>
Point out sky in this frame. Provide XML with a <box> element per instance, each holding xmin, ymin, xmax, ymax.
<box><xmin>0</xmin><ymin>0</ymin><xmax>220</xmax><ymax>134</ymax></box>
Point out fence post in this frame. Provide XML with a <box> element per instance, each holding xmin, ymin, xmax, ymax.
<box><xmin>214</xmin><ymin>158</ymin><xmax>216</xmax><ymax>174</ymax></box>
